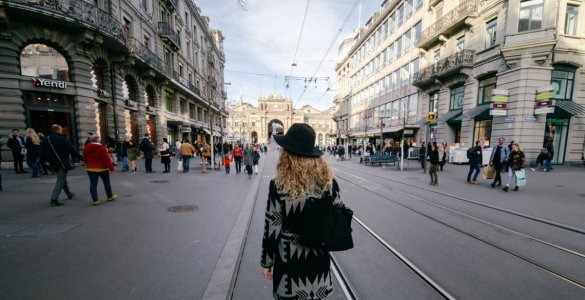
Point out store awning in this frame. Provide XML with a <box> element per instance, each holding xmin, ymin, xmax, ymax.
<box><xmin>202</xmin><ymin>129</ymin><xmax>211</xmax><ymax>135</ymax></box>
<box><xmin>454</xmin><ymin>104</ymin><xmax>490</xmax><ymax>121</ymax></box>
<box><xmin>555</xmin><ymin>100</ymin><xmax>585</xmax><ymax>116</ymax></box>
<box><xmin>437</xmin><ymin>109</ymin><xmax>462</xmax><ymax>123</ymax></box>
<box><xmin>213</xmin><ymin>132</ymin><xmax>222</xmax><ymax>137</ymax></box>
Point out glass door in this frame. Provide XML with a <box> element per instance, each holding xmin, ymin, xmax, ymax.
<box><xmin>545</xmin><ymin>118</ymin><xmax>569</xmax><ymax>165</ymax></box>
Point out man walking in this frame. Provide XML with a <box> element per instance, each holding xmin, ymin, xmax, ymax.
<box><xmin>42</xmin><ymin>124</ymin><xmax>82</xmax><ymax>206</ymax></box>
<box><xmin>180</xmin><ymin>139</ymin><xmax>195</xmax><ymax>172</ymax></box>
<box><xmin>7</xmin><ymin>129</ymin><xmax>26</xmax><ymax>173</ymax></box>
<box><xmin>140</xmin><ymin>134</ymin><xmax>156</xmax><ymax>173</ymax></box>
<box><xmin>466</xmin><ymin>140</ymin><xmax>484</xmax><ymax>184</ymax></box>
<box><xmin>489</xmin><ymin>137</ymin><xmax>510</xmax><ymax>188</ymax></box>
<box><xmin>116</xmin><ymin>136</ymin><xmax>129</xmax><ymax>172</ymax></box>
<box><xmin>418</xmin><ymin>141</ymin><xmax>427</xmax><ymax>170</ymax></box>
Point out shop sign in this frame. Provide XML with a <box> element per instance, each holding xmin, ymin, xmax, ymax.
<box><xmin>492</xmin><ymin>95</ymin><xmax>509</xmax><ymax>102</ymax></box>
<box><xmin>490</xmin><ymin>109</ymin><xmax>507</xmax><ymax>116</ymax></box>
<box><xmin>536</xmin><ymin>85</ymin><xmax>555</xmax><ymax>93</ymax></box>
<box><xmin>536</xmin><ymin>91</ymin><xmax>553</xmax><ymax>100</ymax></box>
<box><xmin>32</xmin><ymin>78</ymin><xmax>67</xmax><ymax>89</ymax></box>
<box><xmin>524</xmin><ymin>116</ymin><xmax>537</xmax><ymax>121</ymax></box>
<box><xmin>492</xmin><ymin>89</ymin><xmax>509</xmax><ymax>96</ymax></box>
<box><xmin>98</xmin><ymin>89</ymin><xmax>111</xmax><ymax>98</ymax></box>
<box><xmin>180</xmin><ymin>126</ymin><xmax>192</xmax><ymax>133</ymax></box>
<box><xmin>504</xmin><ymin>116</ymin><xmax>515</xmax><ymax>123</ymax></box>
<box><xmin>535</xmin><ymin>107</ymin><xmax>555</xmax><ymax>115</ymax></box>
<box><xmin>403</xmin><ymin>129</ymin><xmax>414</xmax><ymax>135</ymax></box>
<box><xmin>491</xmin><ymin>103</ymin><xmax>507</xmax><ymax>109</ymax></box>
<box><xmin>535</xmin><ymin>99</ymin><xmax>555</xmax><ymax>107</ymax></box>
<box><xmin>425</xmin><ymin>112</ymin><xmax>437</xmax><ymax>123</ymax></box>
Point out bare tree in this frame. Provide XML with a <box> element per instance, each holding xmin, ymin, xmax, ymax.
<box><xmin>237</xmin><ymin>0</ymin><xmax>248</xmax><ymax>10</ymax></box>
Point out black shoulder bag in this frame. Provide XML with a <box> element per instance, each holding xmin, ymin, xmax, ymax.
<box><xmin>47</xmin><ymin>137</ymin><xmax>75</xmax><ymax>171</ymax></box>
<box><xmin>299</xmin><ymin>191</ymin><xmax>354</xmax><ymax>252</ymax></box>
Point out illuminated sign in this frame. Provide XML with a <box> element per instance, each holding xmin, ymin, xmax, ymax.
<box><xmin>32</xmin><ymin>78</ymin><xmax>67</xmax><ymax>89</ymax></box>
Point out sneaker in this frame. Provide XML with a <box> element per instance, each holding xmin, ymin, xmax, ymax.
<box><xmin>471</xmin><ymin>181</ymin><xmax>480</xmax><ymax>184</ymax></box>
<box><xmin>67</xmin><ymin>193</ymin><xmax>75</xmax><ymax>200</ymax></box>
<box><xmin>50</xmin><ymin>201</ymin><xmax>64</xmax><ymax>207</ymax></box>
<box><xmin>530</xmin><ymin>168</ymin><xmax>536</xmax><ymax>172</ymax></box>
<box><xmin>503</xmin><ymin>186</ymin><xmax>509</xmax><ymax>192</ymax></box>
<box><xmin>92</xmin><ymin>200</ymin><xmax>101</xmax><ymax>206</ymax></box>
<box><xmin>107</xmin><ymin>195</ymin><xmax>118</xmax><ymax>202</ymax></box>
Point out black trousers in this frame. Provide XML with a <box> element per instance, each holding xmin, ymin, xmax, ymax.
<box><xmin>145</xmin><ymin>158</ymin><xmax>153</xmax><ymax>172</ymax></box>
<box><xmin>234</xmin><ymin>157</ymin><xmax>242</xmax><ymax>173</ymax></box>
<box><xmin>12</xmin><ymin>152</ymin><xmax>24</xmax><ymax>172</ymax></box>
<box><xmin>492</xmin><ymin>163</ymin><xmax>503</xmax><ymax>186</ymax></box>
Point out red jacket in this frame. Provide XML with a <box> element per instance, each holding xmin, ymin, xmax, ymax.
<box><xmin>83</xmin><ymin>143</ymin><xmax>115</xmax><ymax>171</ymax></box>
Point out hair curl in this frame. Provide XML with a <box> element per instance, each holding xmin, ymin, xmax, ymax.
<box><xmin>274</xmin><ymin>149</ymin><xmax>333</xmax><ymax>200</ymax></box>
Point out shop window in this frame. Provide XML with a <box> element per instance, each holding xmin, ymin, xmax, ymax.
<box><xmin>428</xmin><ymin>91</ymin><xmax>438</xmax><ymax>113</ymax></box>
<box><xmin>474</xmin><ymin>120</ymin><xmax>492</xmax><ymax>144</ymax></box>
<box><xmin>551</xmin><ymin>65</ymin><xmax>576</xmax><ymax>101</ymax></box>
<box><xmin>518</xmin><ymin>0</ymin><xmax>543</xmax><ymax>32</ymax></box>
<box><xmin>20</xmin><ymin>44</ymin><xmax>69</xmax><ymax>81</ymax></box>
<box><xmin>565</xmin><ymin>4</ymin><xmax>579</xmax><ymax>36</ymax></box>
<box><xmin>450</xmin><ymin>84</ymin><xmax>465</xmax><ymax>110</ymax></box>
<box><xmin>486</xmin><ymin>18</ymin><xmax>497</xmax><ymax>48</ymax></box>
<box><xmin>478</xmin><ymin>75</ymin><xmax>497</xmax><ymax>104</ymax></box>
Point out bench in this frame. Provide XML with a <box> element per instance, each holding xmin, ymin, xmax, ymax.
<box><xmin>362</xmin><ymin>155</ymin><xmax>398</xmax><ymax>166</ymax></box>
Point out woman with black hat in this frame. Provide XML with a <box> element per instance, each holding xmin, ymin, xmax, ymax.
<box><xmin>261</xmin><ymin>123</ymin><xmax>342</xmax><ymax>299</ymax></box>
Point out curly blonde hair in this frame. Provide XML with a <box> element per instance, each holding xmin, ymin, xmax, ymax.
<box><xmin>274</xmin><ymin>149</ymin><xmax>334</xmax><ymax>200</ymax></box>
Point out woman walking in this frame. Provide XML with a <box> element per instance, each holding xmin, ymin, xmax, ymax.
<box><xmin>428</xmin><ymin>142</ymin><xmax>439</xmax><ymax>185</ymax></box>
<box><xmin>261</xmin><ymin>123</ymin><xmax>342</xmax><ymax>299</ymax></box>
<box><xmin>83</xmin><ymin>135</ymin><xmax>117</xmax><ymax>206</ymax></box>
<box><xmin>25</xmin><ymin>128</ymin><xmax>42</xmax><ymax>177</ymax></box>
<box><xmin>127</xmin><ymin>140</ymin><xmax>139</xmax><ymax>172</ymax></box>
<box><xmin>159</xmin><ymin>138</ymin><xmax>171</xmax><ymax>173</ymax></box>
<box><xmin>252</xmin><ymin>145</ymin><xmax>260</xmax><ymax>174</ymax></box>
<box><xmin>232</xmin><ymin>144</ymin><xmax>243</xmax><ymax>174</ymax></box>
<box><xmin>243</xmin><ymin>144</ymin><xmax>254</xmax><ymax>178</ymax></box>
<box><xmin>503</xmin><ymin>143</ymin><xmax>525</xmax><ymax>192</ymax></box>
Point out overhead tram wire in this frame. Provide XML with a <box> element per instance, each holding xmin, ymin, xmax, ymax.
<box><xmin>288</xmin><ymin>0</ymin><xmax>312</xmax><ymax>80</ymax></box>
<box><xmin>293</xmin><ymin>0</ymin><xmax>361</xmax><ymax>108</ymax></box>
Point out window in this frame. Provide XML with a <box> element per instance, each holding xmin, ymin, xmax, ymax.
<box><xmin>450</xmin><ymin>84</ymin><xmax>465</xmax><ymax>110</ymax></box>
<box><xmin>410</xmin><ymin>58</ymin><xmax>419</xmax><ymax>83</ymax></box>
<box><xmin>413</xmin><ymin>21</ymin><xmax>422</xmax><ymax>43</ymax></box>
<box><xmin>165</xmin><ymin>92</ymin><xmax>174</xmax><ymax>112</ymax></box>
<box><xmin>396</xmin><ymin>4</ymin><xmax>404</xmax><ymax>27</ymax></box>
<box><xmin>144</xmin><ymin>35</ymin><xmax>150</xmax><ymax>49</ymax></box>
<box><xmin>408</xmin><ymin>93</ymin><xmax>418</xmax><ymax>118</ymax></box>
<box><xmin>474</xmin><ymin>120</ymin><xmax>492</xmax><ymax>144</ymax></box>
<box><xmin>551</xmin><ymin>65</ymin><xmax>576</xmax><ymax>100</ymax></box>
<box><xmin>518</xmin><ymin>0</ymin><xmax>543</xmax><ymax>32</ymax></box>
<box><xmin>415</xmin><ymin>0</ymin><xmax>423</xmax><ymax>11</ymax></box>
<box><xmin>395</xmin><ymin>36</ymin><xmax>402</xmax><ymax>60</ymax></box>
<box><xmin>189</xmin><ymin>103</ymin><xmax>196</xmax><ymax>119</ymax></box>
<box><xmin>478</xmin><ymin>75</ymin><xmax>497</xmax><ymax>104</ymax></box>
<box><xmin>405</xmin><ymin>0</ymin><xmax>413</xmax><ymax>19</ymax></box>
<box><xmin>91</xmin><ymin>63</ymin><xmax>106</xmax><ymax>89</ymax></box>
<box><xmin>180</xmin><ymin>99</ymin><xmax>186</xmax><ymax>115</ymax></box>
<box><xmin>392</xmin><ymin>71</ymin><xmax>398</xmax><ymax>90</ymax></box>
<box><xmin>401</xmin><ymin>64</ymin><xmax>409</xmax><ymax>87</ymax></box>
<box><xmin>20</xmin><ymin>44</ymin><xmax>69</xmax><ymax>80</ymax></box>
<box><xmin>403</xmin><ymin>29</ymin><xmax>412</xmax><ymax>54</ymax></box>
<box><xmin>428</xmin><ymin>92</ymin><xmax>438</xmax><ymax>113</ymax></box>
<box><xmin>486</xmin><ymin>19</ymin><xmax>497</xmax><ymax>48</ymax></box>
<box><xmin>565</xmin><ymin>4</ymin><xmax>579</xmax><ymax>35</ymax></box>
<box><xmin>456</xmin><ymin>36</ymin><xmax>465</xmax><ymax>52</ymax></box>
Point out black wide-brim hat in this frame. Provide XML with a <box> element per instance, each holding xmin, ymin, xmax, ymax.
<box><xmin>273</xmin><ymin>123</ymin><xmax>323</xmax><ymax>157</ymax></box>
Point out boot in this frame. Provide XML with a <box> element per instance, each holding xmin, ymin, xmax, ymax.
<box><xmin>503</xmin><ymin>186</ymin><xmax>509</xmax><ymax>192</ymax></box>
<box><xmin>513</xmin><ymin>186</ymin><xmax>519</xmax><ymax>191</ymax></box>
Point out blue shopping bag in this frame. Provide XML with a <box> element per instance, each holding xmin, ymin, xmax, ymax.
<box><xmin>515</xmin><ymin>169</ymin><xmax>526</xmax><ymax>187</ymax></box>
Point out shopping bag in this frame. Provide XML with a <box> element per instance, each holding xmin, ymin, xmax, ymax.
<box><xmin>483</xmin><ymin>165</ymin><xmax>495</xmax><ymax>180</ymax></box>
<box><xmin>515</xmin><ymin>169</ymin><xmax>526</xmax><ymax>187</ymax></box>
<box><xmin>177</xmin><ymin>160</ymin><xmax>183</xmax><ymax>171</ymax></box>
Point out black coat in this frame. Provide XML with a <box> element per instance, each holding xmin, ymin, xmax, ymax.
<box><xmin>7</xmin><ymin>136</ymin><xmax>25</xmax><ymax>154</ymax></box>
<box><xmin>41</xmin><ymin>133</ymin><xmax>82</xmax><ymax>170</ymax></box>
<box><xmin>468</xmin><ymin>145</ymin><xmax>483</xmax><ymax>165</ymax></box>
<box><xmin>428</xmin><ymin>149</ymin><xmax>439</xmax><ymax>165</ymax></box>
<box><xmin>140</xmin><ymin>138</ymin><xmax>155</xmax><ymax>159</ymax></box>
<box><xmin>116</xmin><ymin>141</ymin><xmax>129</xmax><ymax>157</ymax></box>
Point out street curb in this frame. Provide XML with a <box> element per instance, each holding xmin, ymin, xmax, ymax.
<box><xmin>202</xmin><ymin>158</ymin><xmax>267</xmax><ymax>300</ymax></box>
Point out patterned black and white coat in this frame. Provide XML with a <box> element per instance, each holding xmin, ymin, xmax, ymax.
<box><xmin>261</xmin><ymin>179</ymin><xmax>342</xmax><ymax>300</ymax></box>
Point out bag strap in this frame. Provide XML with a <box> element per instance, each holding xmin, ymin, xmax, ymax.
<box><xmin>47</xmin><ymin>136</ymin><xmax>66</xmax><ymax>170</ymax></box>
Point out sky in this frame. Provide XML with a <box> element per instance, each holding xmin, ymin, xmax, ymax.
<box><xmin>197</xmin><ymin>0</ymin><xmax>381</xmax><ymax>111</ymax></box>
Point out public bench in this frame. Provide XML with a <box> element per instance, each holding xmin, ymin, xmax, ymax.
<box><xmin>362</xmin><ymin>155</ymin><xmax>398</xmax><ymax>166</ymax></box>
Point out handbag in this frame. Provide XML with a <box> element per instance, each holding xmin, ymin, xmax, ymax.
<box><xmin>299</xmin><ymin>191</ymin><xmax>354</xmax><ymax>252</ymax></box>
<box><xmin>47</xmin><ymin>137</ymin><xmax>75</xmax><ymax>171</ymax></box>
<box><xmin>515</xmin><ymin>169</ymin><xmax>526</xmax><ymax>187</ymax></box>
<box><xmin>483</xmin><ymin>165</ymin><xmax>495</xmax><ymax>179</ymax></box>
<box><xmin>21</xmin><ymin>147</ymin><xmax>27</xmax><ymax>155</ymax></box>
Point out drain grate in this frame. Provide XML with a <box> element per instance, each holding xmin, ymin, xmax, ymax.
<box><xmin>168</xmin><ymin>205</ymin><xmax>198</xmax><ymax>213</ymax></box>
<box><xmin>150</xmin><ymin>180</ymin><xmax>169</xmax><ymax>184</ymax></box>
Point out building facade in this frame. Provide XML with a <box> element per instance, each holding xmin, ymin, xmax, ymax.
<box><xmin>0</xmin><ymin>0</ymin><xmax>227</xmax><ymax>161</ymax></box>
<box><xmin>336</xmin><ymin>0</ymin><xmax>585</xmax><ymax>165</ymax></box>
<box><xmin>227</xmin><ymin>94</ymin><xmax>334</xmax><ymax>146</ymax></box>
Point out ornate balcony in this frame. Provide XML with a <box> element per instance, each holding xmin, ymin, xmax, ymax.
<box><xmin>417</xmin><ymin>0</ymin><xmax>478</xmax><ymax>50</ymax></box>
<box><xmin>127</xmin><ymin>38</ymin><xmax>165</xmax><ymax>75</ymax></box>
<box><xmin>158</xmin><ymin>22</ymin><xmax>181</xmax><ymax>50</ymax></box>
<box><xmin>413</xmin><ymin>50</ymin><xmax>475</xmax><ymax>87</ymax></box>
<box><xmin>160</xmin><ymin>0</ymin><xmax>178</xmax><ymax>12</ymax></box>
<box><xmin>5</xmin><ymin>0</ymin><xmax>126</xmax><ymax>46</ymax></box>
<box><xmin>208</xmin><ymin>76</ymin><xmax>217</xmax><ymax>89</ymax></box>
<box><xmin>207</xmin><ymin>50</ymin><xmax>215</xmax><ymax>66</ymax></box>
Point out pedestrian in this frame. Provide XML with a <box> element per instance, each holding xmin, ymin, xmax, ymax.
<box><xmin>201</xmin><ymin>142</ymin><xmax>211</xmax><ymax>173</ymax></box>
<box><xmin>160</xmin><ymin>138</ymin><xmax>171</xmax><ymax>173</ymax></box>
<box><xmin>38</xmin><ymin>132</ymin><xmax>50</xmax><ymax>175</ymax></box>
<box><xmin>6</xmin><ymin>128</ymin><xmax>26</xmax><ymax>173</ymax></box>
<box><xmin>252</xmin><ymin>145</ymin><xmax>260</xmax><ymax>174</ymax></box>
<box><xmin>543</xmin><ymin>138</ymin><xmax>554</xmax><ymax>172</ymax></box>
<box><xmin>84</xmin><ymin>132</ymin><xmax>93</xmax><ymax>146</ymax></box>
<box><xmin>418</xmin><ymin>141</ymin><xmax>426</xmax><ymax>170</ymax></box>
<box><xmin>41</xmin><ymin>124</ymin><xmax>82</xmax><ymax>206</ymax></box>
<box><xmin>428</xmin><ymin>142</ymin><xmax>439</xmax><ymax>185</ymax></box>
<box><xmin>140</xmin><ymin>134</ymin><xmax>156</xmax><ymax>173</ymax></box>
<box><xmin>127</xmin><ymin>140</ymin><xmax>139</xmax><ymax>172</ymax></box>
<box><xmin>348</xmin><ymin>144</ymin><xmax>353</xmax><ymax>159</ymax></box>
<box><xmin>83</xmin><ymin>135</ymin><xmax>117</xmax><ymax>206</ymax></box>
<box><xmin>25</xmin><ymin>128</ymin><xmax>42</xmax><ymax>178</ymax></box>
<box><xmin>489</xmin><ymin>137</ymin><xmax>510</xmax><ymax>188</ymax></box>
<box><xmin>105</xmin><ymin>136</ymin><xmax>117</xmax><ymax>166</ymax></box>
<box><xmin>180</xmin><ymin>139</ymin><xmax>195</xmax><ymax>172</ymax></box>
<box><xmin>261</xmin><ymin>123</ymin><xmax>341</xmax><ymax>300</ymax></box>
<box><xmin>116</xmin><ymin>137</ymin><xmax>129</xmax><ymax>172</ymax></box>
<box><xmin>503</xmin><ymin>143</ymin><xmax>525</xmax><ymax>192</ymax></box>
<box><xmin>439</xmin><ymin>141</ymin><xmax>448</xmax><ymax>171</ymax></box>
<box><xmin>243</xmin><ymin>144</ymin><xmax>254</xmax><ymax>178</ymax></box>
<box><xmin>532</xmin><ymin>148</ymin><xmax>548</xmax><ymax>171</ymax></box>
<box><xmin>223</xmin><ymin>154</ymin><xmax>232</xmax><ymax>174</ymax></box>
<box><xmin>232</xmin><ymin>144</ymin><xmax>243</xmax><ymax>174</ymax></box>
<box><xmin>466</xmin><ymin>140</ymin><xmax>484</xmax><ymax>184</ymax></box>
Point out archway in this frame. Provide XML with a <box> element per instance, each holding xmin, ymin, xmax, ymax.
<box><xmin>251</xmin><ymin>131</ymin><xmax>258</xmax><ymax>144</ymax></box>
<box><xmin>267</xmin><ymin>119</ymin><xmax>284</xmax><ymax>142</ymax></box>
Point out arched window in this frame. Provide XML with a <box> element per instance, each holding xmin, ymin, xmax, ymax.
<box><xmin>20</xmin><ymin>43</ymin><xmax>69</xmax><ymax>81</ymax></box>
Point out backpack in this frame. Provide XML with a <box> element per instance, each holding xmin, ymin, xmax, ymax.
<box><xmin>467</xmin><ymin>147</ymin><xmax>475</xmax><ymax>159</ymax></box>
<box><xmin>298</xmin><ymin>190</ymin><xmax>354</xmax><ymax>252</ymax></box>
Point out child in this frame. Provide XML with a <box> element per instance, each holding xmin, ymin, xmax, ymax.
<box><xmin>223</xmin><ymin>155</ymin><xmax>232</xmax><ymax>174</ymax></box>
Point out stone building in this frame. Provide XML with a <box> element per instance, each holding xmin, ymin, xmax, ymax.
<box><xmin>0</xmin><ymin>0</ymin><xmax>227</xmax><ymax>162</ymax></box>
<box><xmin>227</xmin><ymin>94</ymin><xmax>334</xmax><ymax>146</ymax></box>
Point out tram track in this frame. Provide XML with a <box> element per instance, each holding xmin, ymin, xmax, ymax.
<box><xmin>331</xmin><ymin>165</ymin><xmax>585</xmax><ymax>291</ymax></box>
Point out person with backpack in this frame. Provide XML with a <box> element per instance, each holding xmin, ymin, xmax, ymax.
<box><xmin>232</xmin><ymin>144</ymin><xmax>244</xmax><ymax>174</ymax></box>
<box><xmin>466</xmin><ymin>140</ymin><xmax>484</xmax><ymax>184</ymax></box>
<box><xmin>140</xmin><ymin>134</ymin><xmax>156</xmax><ymax>173</ymax></box>
<box><xmin>261</xmin><ymin>123</ymin><xmax>346</xmax><ymax>300</ymax></box>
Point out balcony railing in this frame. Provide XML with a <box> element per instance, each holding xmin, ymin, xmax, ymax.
<box><xmin>417</xmin><ymin>0</ymin><xmax>478</xmax><ymax>49</ymax></box>
<box><xmin>7</xmin><ymin>0</ymin><xmax>126</xmax><ymax>45</ymax></box>
<box><xmin>158</xmin><ymin>22</ymin><xmax>181</xmax><ymax>50</ymax></box>
<box><xmin>128</xmin><ymin>38</ymin><xmax>165</xmax><ymax>74</ymax></box>
<box><xmin>413</xmin><ymin>50</ymin><xmax>475</xmax><ymax>85</ymax></box>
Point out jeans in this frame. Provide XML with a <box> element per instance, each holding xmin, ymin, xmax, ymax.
<box><xmin>50</xmin><ymin>168</ymin><xmax>72</xmax><ymax>201</ymax></box>
<box><xmin>121</xmin><ymin>156</ymin><xmax>129</xmax><ymax>171</ymax></box>
<box><xmin>87</xmin><ymin>171</ymin><xmax>113</xmax><ymax>201</ymax></box>
<box><xmin>467</xmin><ymin>163</ymin><xmax>481</xmax><ymax>182</ymax></box>
<box><xmin>492</xmin><ymin>163</ymin><xmax>503</xmax><ymax>186</ymax></box>
<box><xmin>506</xmin><ymin>166</ymin><xmax>517</xmax><ymax>186</ymax></box>
<box><xmin>543</xmin><ymin>159</ymin><xmax>551</xmax><ymax>172</ymax></box>
<box><xmin>234</xmin><ymin>157</ymin><xmax>242</xmax><ymax>173</ymax></box>
<box><xmin>26</xmin><ymin>157</ymin><xmax>41</xmax><ymax>177</ymax></box>
<box><xmin>182</xmin><ymin>156</ymin><xmax>191</xmax><ymax>172</ymax></box>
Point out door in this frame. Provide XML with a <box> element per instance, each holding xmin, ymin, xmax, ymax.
<box><xmin>545</xmin><ymin>118</ymin><xmax>569</xmax><ymax>165</ymax></box>
<box><xmin>27</xmin><ymin>108</ymin><xmax>77</xmax><ymax>147</ymax></box>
